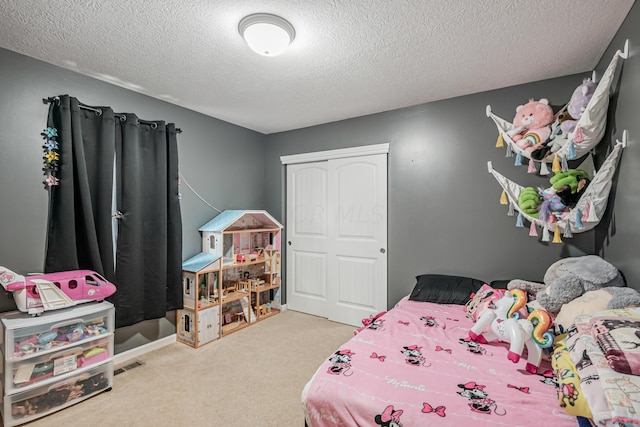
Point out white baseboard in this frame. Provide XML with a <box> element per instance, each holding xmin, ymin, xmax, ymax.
<box><xmin>113</xmin><ymin>334</ymin><xmax>176</xmax><ymax>366</ymax></box>
<box><xmin>113</xmin><ymin>305</ymin><xmax>288</xmax><ymax>366</ymax></box>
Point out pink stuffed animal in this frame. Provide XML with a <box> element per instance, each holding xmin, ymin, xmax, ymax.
<box><xmin>508</xmin><ymin>99</ymin><xmax>554</xmax><ymax>152</ymax></box>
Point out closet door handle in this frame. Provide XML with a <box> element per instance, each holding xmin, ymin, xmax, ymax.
<box><xmin>288</xmin><ymin>241</ymin><xmax>292</xmax><ymax>246</ymax></box>
<box><xmin>380</xmin><ymin>248</ymin><xmax>385</xmax><ymax>254</ymax></box>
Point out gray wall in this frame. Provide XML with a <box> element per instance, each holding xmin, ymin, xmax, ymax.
<box><xmin>0</xmin><ymin>48</ymin><xmax>266</xmax><ymax>352</ymax></box>
<box><xmin>265</xmin><ymin>75</ymin><xmax>598</xmax><ymax>306</ymax></box>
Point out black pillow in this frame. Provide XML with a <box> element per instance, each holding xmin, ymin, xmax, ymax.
<box><xmin>489</xmin><ymin>280</ymin><xmax>512</xmax><ymax>290</ymax></box>
<box><xmin>409</xmin><ymin>274</ymin><xmax>486</xmax><ymax>305</ymax></box>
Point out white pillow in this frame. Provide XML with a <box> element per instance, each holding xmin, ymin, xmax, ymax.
<box><xmin>554</xmin><ymin>289</ymin><xmax>612</xmax><ymax>330</ymax></box>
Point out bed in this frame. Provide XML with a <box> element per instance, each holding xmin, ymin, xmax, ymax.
<box><xmin>302</xmin><ymin>275</ymin><xmax>580</xmax><ymax>427</ymax></box>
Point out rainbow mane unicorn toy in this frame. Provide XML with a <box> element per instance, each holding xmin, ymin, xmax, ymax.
<box><xmin>468</xmin><ymin>289</ymin><xmax>553</xmax><ymax>373</ymax></box>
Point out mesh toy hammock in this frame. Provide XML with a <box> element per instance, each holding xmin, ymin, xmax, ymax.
<box><xmin>487</xmin><ymin>134</ymin><xmax>626</xmax><ymax>243</ymax></box>
<box><xmin>486</xmin><ymin>40</ymin><xmax>628</xmax><ymax>176</ymax></box>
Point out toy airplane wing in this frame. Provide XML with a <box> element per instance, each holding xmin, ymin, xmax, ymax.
<box><xmin>30</xmin><ymin>279</ymin><xmax>76</xmax><ymax>311</ymax></box>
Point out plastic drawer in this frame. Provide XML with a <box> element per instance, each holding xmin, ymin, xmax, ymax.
<box><xmin>2</xmin><ymin>361</ymin><xmax>113</xmax><ymax>427</ymax></box>
<box><xmin>2</xmin><ymin>335</ymin><xmax>113</xmax><ymax>395</ymax></box>
<box><xmin>1</xmin><ymin>302</ymin><xmax>114</xmax><ymax>360</ymax></box>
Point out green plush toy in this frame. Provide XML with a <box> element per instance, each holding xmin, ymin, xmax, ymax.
<box><xmin>550</xmin><ymin>169</ymin><xmax>590</xmax><ymax>193</ymax></box>
<box><xmin>518</xmin><ymin>187</ymin><xmax>542</xmax><ymax>218</ymax></box>
<box><xmin>549</xmin><ymin>169</ymin><xmax>591</xmax><ymax>209</ymax></box>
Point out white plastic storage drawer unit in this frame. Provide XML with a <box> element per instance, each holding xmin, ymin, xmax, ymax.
<box><xmin>3</xmin><ymin>362</ymin><xmax>113</xmax><ymax>426</ymax></box>
<box><xmin>0</xmin><ymin>302</ymin><xmax>114</xmax><ymax>426</ymax></box>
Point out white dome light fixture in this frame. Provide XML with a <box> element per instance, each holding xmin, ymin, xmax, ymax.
<box><xmin>239</xmin><ymin>13</ymin><xmax>295</xmax><ymax>57</ymax></box>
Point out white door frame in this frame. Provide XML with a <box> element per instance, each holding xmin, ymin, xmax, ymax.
<box><xmin>280</xmin><ymin>143</ymin><xmax>390</xmax><ymax>317</ymax></box>
<box><xmin>281</xmin><ymin>143</ymin><xmax>390</xmax><ymax>166</ymax></box>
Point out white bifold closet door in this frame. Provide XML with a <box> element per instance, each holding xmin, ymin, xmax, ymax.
<box><xmin>285</xmin><ymin>151</ymin><xmax>387</xmax><ymax>327</ymax></box>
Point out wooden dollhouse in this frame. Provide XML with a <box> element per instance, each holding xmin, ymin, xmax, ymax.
<box><xmin>177</xmin><ymin>210</ymin><xmax>283</xmax><ymax>348</ymax></box>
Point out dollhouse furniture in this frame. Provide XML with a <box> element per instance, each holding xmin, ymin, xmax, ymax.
<box><xmin>0</xmin><ymin>301</ymin><xmax>114</xmax><ymax>426</ymax></box>
<box><xmin>177</xmin><ymin>210</ymin><xmax>283</xmax><ymax>348</ymax></box>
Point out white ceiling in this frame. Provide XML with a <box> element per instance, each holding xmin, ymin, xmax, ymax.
<box><xmin>0</xmin><ymin>0</ymin><xmax>635</xmax><ymax>134</ymax></box>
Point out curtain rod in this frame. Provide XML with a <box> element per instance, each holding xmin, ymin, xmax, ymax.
<box><xmin>43</xmin><ymin>97</ymin><xmax>182</xmax><ymax>133</ymax></box>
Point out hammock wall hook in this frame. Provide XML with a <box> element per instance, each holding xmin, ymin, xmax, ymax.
<box><xmin>593</xmin><ymin>39</ymin><xmax>629</xmax><ymax>82</ymax></box>
<box><xmin>622</xmin><ymin>39</ymin><xmax>630</xmax><ymax>59</ymax></box>
<box><xmin>617</xmin><ymin>129</ymin><xmax>628</xmax><ymax>148</ymax></box>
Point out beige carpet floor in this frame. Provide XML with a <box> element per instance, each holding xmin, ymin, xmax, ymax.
<box><xmin>16</xmin><ymin>310</ymin><xmax>354</xmax><ymax>427</ymax></box>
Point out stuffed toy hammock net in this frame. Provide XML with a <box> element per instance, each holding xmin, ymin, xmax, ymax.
<box><xmin>486</xmin><ymin>41</ymin><xmax>628</xmax><ymax>176</ymax></box>
<box><xmin>487</xmin><ymin>136</ymin><xmax>625</xmax><ymax>242</ymax></box>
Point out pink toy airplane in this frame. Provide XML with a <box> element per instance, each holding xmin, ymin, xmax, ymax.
<box><xmin>0</xmin><ymin>266</ymin><xmax>116</xmax><ymax>315</ymax></box>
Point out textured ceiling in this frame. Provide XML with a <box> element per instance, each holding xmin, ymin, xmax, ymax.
<box><xmin>0</xmin><ymin>0</ymin><xmax>635</xmax><ymax>134</ymax></box>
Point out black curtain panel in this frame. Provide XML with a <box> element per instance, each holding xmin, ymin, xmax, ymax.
<box><xmin>44</xmin><ymin>95</ymin><xmax>182</xmax><ymax>328</ymax></box>
<box><xmin>114</xmin><ymin>115</ymin><xmax>183</xmax><ymax>326</ymax></box>
<box><xmin>44</xmin><ymin>96</ymin><xmax>116</xmax><ymax>280</ymax></box>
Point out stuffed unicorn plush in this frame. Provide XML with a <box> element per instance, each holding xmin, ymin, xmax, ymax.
<box><xmin>468</xmin><ymin>289</ymin><xmax>553</xmax><ymax>374</ymax></box>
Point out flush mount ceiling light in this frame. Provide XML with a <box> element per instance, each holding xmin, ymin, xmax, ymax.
<box><xmin>238</xmin><ymin>13</ymin><xmax>295</xmax><ymax>57</ymax></box>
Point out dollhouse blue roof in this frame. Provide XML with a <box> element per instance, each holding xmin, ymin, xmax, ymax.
<box><xmin>182</xmin><ymin>252</ymin><xmax>221</xmax><ymax>272</ymax></box>
<box><xmin>199</xmin><ymin>210</ymin><xmax>244</xmax><ymax>231</ymax></box>
<box><xmin>199</xmin><ymin>210</ymin><xmax>282</xmax><ymax>232</ymax></box>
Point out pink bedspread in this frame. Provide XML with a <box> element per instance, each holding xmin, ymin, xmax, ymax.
<box><xmin>303</xmin><ymin>297</ymin><xmax>577</xmax><ymax>426</ymax></box>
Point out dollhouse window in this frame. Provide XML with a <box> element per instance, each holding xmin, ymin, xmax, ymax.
<box><xmin>184</xmin><ymin>314</ymin><xmax>191</xmax><ymax>332</ymax></box>
<box><xmin>68</xmin><ymin>280</ymin><xmax>78</xmax><ymax>289</ymax></box>
<box><xmin>209</xmin><ymin>236</ymin><xmax>215</xmax><ymax>250</ymax></box>
<box><xmin>223</xmin><ymin>234</ymin><xmax>233</xmax><ymax>259</ymax></box>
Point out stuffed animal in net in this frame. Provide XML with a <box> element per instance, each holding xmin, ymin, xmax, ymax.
<box><xmin>561</xmin><ymin>79</ymin><xmax>597</xmax><ymax>134</ymax></box>
<box><xmin>530</xmin><ymin>110</ymin><xmax>574</xmax><ymax>161</ymax></box>
<box><xmin>518</xmin><ymin>187</ymin><xmax>542</xmax><ymax>218</ymax></box>
<box><xmin>507</xmin><ymin>99</ymin><xmax>555</xmax><ymax>153</ymax></box>
<box><xmin>538</xmin><ymin>187</ymin><xmax>569</xmax><ymax>223</ymax></box>
<box><xmin>530</xmin><ymin>80</ymin><xmax>597</xmax><ymax>160</ymax></box>
<box><xmin>507</xmin><ymin>255</ymin><xmax>626</xmax><ymax>314</ymax></box>
<box><xmin>549</xmin><ymin>169</ymin><xmax>590</xmax><ymax>208</ymax></box>
<box><xmin>535</xmin><ymin>169</ymin><xmax>591</xmax><ymax>221</ymax></box>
